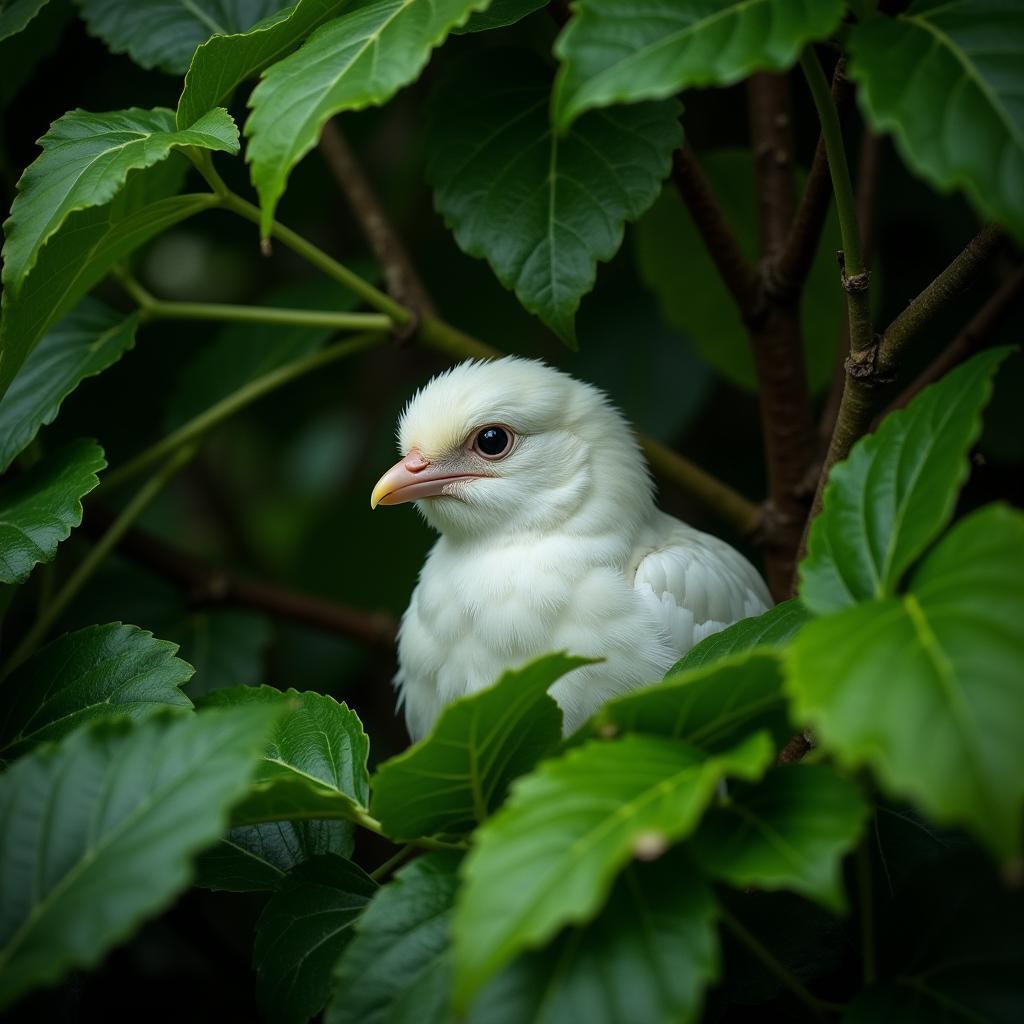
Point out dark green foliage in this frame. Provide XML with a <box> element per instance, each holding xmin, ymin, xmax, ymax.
<box><xmin>0</xmin><ymin>1</ymin><xmax>1021</xmax><ymax>1021</ymax></box>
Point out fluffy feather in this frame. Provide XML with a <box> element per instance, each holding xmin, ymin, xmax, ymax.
<box><xmin>388</xmin><ymin>357</ymin><xmax>771</xmax><ymax>739</ymax></box>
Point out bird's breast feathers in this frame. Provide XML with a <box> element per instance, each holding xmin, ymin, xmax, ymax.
<box><xmin>395</xmin><ymin>515</ymin><xmax>770</xmax><ymax>740</ymax></box>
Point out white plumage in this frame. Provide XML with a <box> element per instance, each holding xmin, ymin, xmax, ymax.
<box><xmin>371</xmin><ymin>357</ymin><xmax>771</xmax><ymax>741</ymax></box>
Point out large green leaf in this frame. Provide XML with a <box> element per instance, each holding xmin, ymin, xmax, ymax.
<box><xmin>0</xmin><ymin>0</ymin><xmax>50</xmax><ymax>40</ymax></box>
<box><xmin>468</xmin><ymin>854</ymin><xmax>718</xmax><ymax>1024</ymax></box>
<box><xmin>451</xmin><ymin>731</ymin><xmax>773</xmax><ymax>1006</ymax></box>
<box><xmin>788</xmin><ymin>503</ymin><xmax>1024</xmax><ymax>861</ymax></box>
<box><xmin>552</xmin><ymin>0</ymin><xmax>845</xmax><ymax>131</ymax></box>
<box><xmin>327</xmin><ymin>851</ymin><xmax>461</xmax><ymax>1024</ymax></box>
<box><xmin>2</xmin><ymin>106</ymin><xmax>237</xmax><ymax>296</ymax></box>
<box><xmin>673</xmin><ymin>600</ymin><xmax>811</xmax><ymax>672</ymax></box>
<box><xmin>591</xmin><ymin>650</ymin><xmax>792</xmax><ymax>753</ymax></box>
<box><xmin>427</xmin><ymin>51</ymin><xmax>680</xmax><ymax>346</ymax></box>
<box><xmin>76</xmin><ymin>0</ymin><xmax>283</xmax><ymax>74</ymax></box>
<box><xmin>254</xmin><ymin>854</ymin><xmax>377</xmax><ymax>1024</ymax></box>
<box><xmin>246</xmin><ymin>0</ymin><xmax>488</xmax><ymax>238</ymax></box>
<box><xmin>0</xmin><ymin>298</ymin><xmax>136</xmax><ymax>473</ymax></box>
<box><xmin>800</xmin><ymin>348</ymin><xmax>1009</xmax><ymax>615</ymax></box>
<box><xmin>0</xmin><ymin>622</ymin><xmax>193</xmax><ymax>760</ymax></box>
<box><xmin>370</xmin><ymin>653</ymin><xmax>592</xmax><ymax>841</ymax></box>
<box><xmin>849</xmin><ymin>1</ymin><xmax>1024</xmax><ymax>243</ymax></box>
<box><xmin>166</xmin><ymin>279</ymin><xmax>359</xmax><ymax>429</ymax></box>
<box><xmin>455</xmin><ymin>0</ymin><xmax>544</xmax><ymax>33</ymax></box>
<box><xmin>195</xmin><ymin>819</ymin><xmax>353</xmax><ymax>891</ymax></box>
<box><xmin>0</xmin><ymin>438</ymin><xmax>105</xmax><ymax>585</ymax></box>
<box><xmin>635</xmin><ymin>150</ymin><xmax>843</xmax><ymax>391</ymax></box>
<box><xmin>176</xmin><ymin>0</ymin><xmax>351</xmax><ymax>128</ymax></box>
<box><xmin>690</xmin><ymin>765</ymin><xmax>868</xmax><ymax>912</ymax></box>
<box><xmin>0</xmin><ymin>190</ymin><xmax>216</xmax><ymax>397</ymax></box>
<box><xmin>206</xmin><ymin>686</ymin><xmax>371</xmax><ymax>826</ymax></box>
<box><xmin>0</xmin><ymin>704</ymin><xmax>278</xmax><ymax>1009</ymax></box>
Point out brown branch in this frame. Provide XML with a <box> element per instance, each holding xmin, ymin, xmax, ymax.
<box><xmin>770</xmin><ymin>60</ymin><xmax>853</xmax><ymax>300</ymax></box>
<box><xmin>671</xmin><ymin>147</ymin><xmax>761</xmax><ymax>319</ymax></box>
<box><xmin>84</xmin><ymin>512</ymin><xmax>398</xmax><ymax>649</ymax></box>
<box><xmin>885</xmin><ymin>263</ymin><xmax>1024</xmax><ymax>415</ymax></box>
<box><xmin>319</xmin><ymin>120</ymin><xmax>436</xmax><ymax>325</ymax></box>
<box><xmin>640</xmin><ymin>437</ymin><xmax>763</xmax><ymax>538</ymax></box>
<box><xmin>746</xmin><ymin>72</ymin><xmax>815</xmax><ymax>599</ymax></box>
<box><xmin>805</xmin><ymin>224</ymin><xmax>1007</xmax><ymax>530</ymax></box>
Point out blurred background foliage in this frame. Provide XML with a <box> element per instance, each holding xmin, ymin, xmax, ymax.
<box><xmin>1</xmin><ymin>3</ymin><xmax>1022</xmax><ymax>1018</ymax></box>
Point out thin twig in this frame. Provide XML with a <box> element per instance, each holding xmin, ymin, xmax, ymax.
<box><xmin>884</xmin><ymin>263</ymin><xmax>1024</xmax><ymax>415</ymax></box>
<box><xmin>319</xmin><ymin>120</ymin><xmax>436</xmax><ymax>325</ymax></box>
<box><xmin>369</xmin><ymin>844</ymin><xmax>417</xmax><ymax>882</ymax></box>
<box><xmin>770</xmin><ymin>60</ymin><xmax>853</xmax><ymax>301</ymax></box>
<box><xmin>671</xmin><ymin>147</ymin><xmax>760</xmax><ymax>319</ymax></box>
<box><xmin>103</xmin><ymin>332</ymin><xmax>387</xmax><ymax>491</ymax></box>
<box><xmin>82</xmin><ymin>515</ymin><xmax>399</xmax><ymax>649</ymax></box>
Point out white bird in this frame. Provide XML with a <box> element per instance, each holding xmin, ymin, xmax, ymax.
<box><xmin>370</xmin><ymin>357</ymin><xmax>771</xmax><ymax>741</ymax></box>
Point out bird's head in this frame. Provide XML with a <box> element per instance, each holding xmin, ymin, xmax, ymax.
<box><xmin>370</xmin><ymin>357</ymin><xmax>654</xmax><ymax>541</ymax></box>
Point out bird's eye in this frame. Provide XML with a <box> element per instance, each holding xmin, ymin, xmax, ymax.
<box><xmin>472</xmin><ymin>425</ymin><xmax>513</xmax><ymax>460</ymax></box>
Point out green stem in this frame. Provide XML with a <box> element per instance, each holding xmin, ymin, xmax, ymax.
<box><xmin>147</xmin><ymin>299</ymin><xmax>391</xmax><ymax>332</ymax></box>
<box><xmin>719</xmin><ymin>908</ymin><xmax>842</xmax><ymax>1019</ymax></box>
<box><xmin>1</xmin><ymin>446</ymin><xmax>197</xmax><ymax>678</ymax></box>
<box><xmin>103</xmin><ymin>331</ymin><xmax>386</xmax><ymax>491</ymax></box>
<box><xmin>351</xmin><ymin>808</ymin><xmax>464</xmax><ymax>852</ymax></box>
<box><xmin>218</xmin><ymin>190</ymin><xmax>411</xmax><ymax>325</ymax></box>
<box><xmin>799</xmin><ymin>46</ymin><xmax>872</xmax><ymax>355</ymax></box>
<box><xmin>369</xmin><ymin>844</ymin><xmax>417</xmax><ymax>882</ymax></box>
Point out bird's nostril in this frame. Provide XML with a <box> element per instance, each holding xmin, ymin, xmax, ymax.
<box><xmin>403</xmin><ymin>450</ymin><xmax>431</xmax><ymax>473</ymax></box>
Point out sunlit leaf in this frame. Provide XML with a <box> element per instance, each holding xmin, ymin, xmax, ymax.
<box><xmin>789</xmin><ymin>503</ymin><xmax>1024</xmax><ymax>861</ymax></box>
<box><xmin>800</xmin><ymin>348</ymin><xmax>1009</xmax><ymax>614</ymax></box>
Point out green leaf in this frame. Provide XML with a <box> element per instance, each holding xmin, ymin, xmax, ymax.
<box><xmin>0</xmin><ymin>704</ymin><xmax>278</xmax><ymax>1010</ymax></box>
<box><xmin>0</xmin><ymin>0</ymin><xmax>50</xmax><ymax>41</ymax></box>
<box><xmin>166</xmin><ymin>279</ymin><xmax>360</xmax><ymax>429</ymax></box>
<box><xmin>246</xmin><ymin>0</ymin><xmax>488</xmax><ymax>238</ymax></box>
<box><xmin>327</xmin><ymin>851</ymin><xmax>462</xmax><ymax>1024</ymax></box>
<box><xmin>452</xmin><ymin>730</ymin><xmax>774</xmax><ymax>1006</ymax></box>
<box><xmin>427</xmin><ymin>50</ymin><xmax>680</xmax><ymax>346</ymax></box>
<box><xmin>371</xmin><ymin>653</ymin><xmax>593</xmax><ymax>842</ymax></box>
<box><xmin>176</xmin><ymin>0</ymin><xmax>351</xmax><ymax>129</ymax></box>
<box><xmin>0</xmin><ymin>190</ymin><xmax>216</xmax><ymax>397</ymax></box>
<box><xmin>673</xmin><ymin>600</ymin><xmax>811</xmax><ymax>672</ymax></box>
<box><xmin>205</xmin><ymin>686</ymin><xmax>371</xmax><ymax>827</ymax></box>
<box><xmin>691</xmin><ymin>765</ymin><xmax>868</xmax><ymax>912</ymax></box>
<box><xmin>0</xmin><ymin>438</ymin><xmax>105</xmax><ymax>585</ymax></box>
<box><xmin>254</xmin><ymin>854</ymin><xmax>377</xmax><ymax>1024</ymax></box>
<box><xmin>635</xmin><ymin>150</ymin><xmax>843</xmax><ymax>391</ymax></box>
<box><xmin>552</xmin><ymin>0</ymin><xmax>845</xmax><ymax>131</ymax></box>
<box><xmin>788</xmin><ymin>503</ymin><xmax>1024</xmax><ymax>861</ymax></box>
<box><xmin>76</xmin><ymin>0</ymin><xmax>284</xmax><ymax>74</ymax></box>
<box><xmin>849</xmin><ymin>1</ymin><xmax>1024</xmax><ymax>243</ymax></box>
<box><xmin>454</xmin><ymin>0</ymin><xmax>545</xmax><ymax>33</ymax></box>
<box><xmin>195</xmin><ymin>819</ymin><xmax>354</xmax><ymax>892</ymax></box>
<box><xmin>0</xmin><ymin>298</ymin><xmax>136</xmax><ymax>473</ymax></box>
<box><xmin>0</xmin><ymin>0</ymin><xmax>73</xmax><ymax>111</ymax></box>
<box><xmin>592</xmin><ymin>649</ymin><xmax>792</xmax><ymax>754</ymax></box>
<box><xmin>2</xmin><ymin>106</ymin><xmax>237</xmax><ymax>296</ymax></box>
<box><xmin>0</xmin><ymin>622</ymin><xmax>194</xmax><ymax>761</ymax></box>
<box><xmin>468</xmin><ymin>854</ymin><xmax>718</xmax><ymax>1024</ymax></box>
<box><xmin>800</xmin><ymin>348</ymin><xmax>1009</xmax><ymax>615</ymax></box>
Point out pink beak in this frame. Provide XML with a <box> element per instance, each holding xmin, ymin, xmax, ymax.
<box><xmin>370</xmin><ymin>450</ymin><xmax>481</xmax><ymax>508</ymax></box>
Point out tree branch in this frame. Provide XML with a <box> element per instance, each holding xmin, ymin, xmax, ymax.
<box><xmin>84</xmin><ymin>516</ymin><xmax>399</xmax><ymax>650</ymax></box>
<box><xmin>770</xmin><ymin>60</ymin><xmax>854</xmax><ymax>301</ymax></box>
<box><xmin>671</xmin><ymin>147</ymin><xmax>761</xmax><ymax>319</ymax></box>
<box><xmin>319</xmin><ymin>120</ymin><xmax>437</xmax><ymax>325</ymax></box>
<box><xmin>884</xmin><ymin>262</ymin><xmax>1024</xmax><ymax>415</ymax></box>
<box><xmin>746</xmin><ymin>71</ymin><xmax>815</xmax><ymax>598</ymax></box>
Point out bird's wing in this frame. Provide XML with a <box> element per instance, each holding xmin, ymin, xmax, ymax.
<box><xmin>630</xmin><ymin>513</ymin><xmax>772</xmax><ymax>657</ymax></box>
